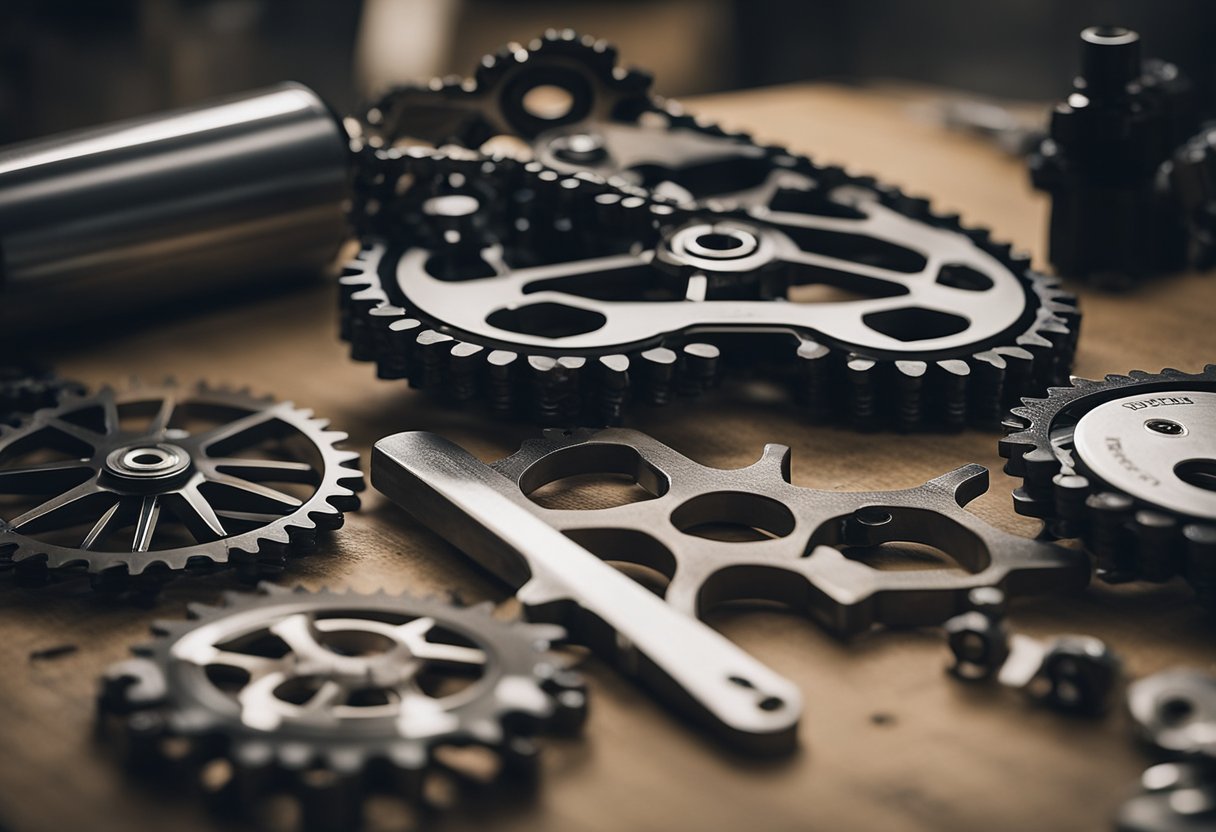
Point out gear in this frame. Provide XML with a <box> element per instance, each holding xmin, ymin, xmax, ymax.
<box><xmin>0</xmin><ymin>381</ymin><xmax>363</xmax><ymax>588</ymax></box>
<box><xmin>347</xmin><ymin>35</ymin><xmax>1079</xmax><ymax>430</ymax></box>
<box><xmin>0</xmin><ymin>361</ymin><xmax>85</xmax><ymax>425</ymax></box>
<box><xmin>364</xmin><ymin>29</ymin><xmax>653</xmax><ymax>148</ymax></box>
<box><xmin>99</xmin><ymin>584</ymin><xmax>586</xmax><ymax>830</ymax></box>
<box><xmin>1000</xmin><ymin>365</ymin><xmax>1216</xmax><ymax>601</ymax></box>
<box><xmin>485</xmin><ymin>427</ymin><xmax>1087</xmax><ymax>637</ymax></box>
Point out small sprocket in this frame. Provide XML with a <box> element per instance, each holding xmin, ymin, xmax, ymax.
<box><xmin>99</xmin><ymin>584</ymin><xmax>586</xmax><ymax>830</ymax></box>
<box><xmin>0</xmin><ymin>381</ymin><xmax>363</xmax><ymax>588</ymax></box>
<box><xmin>1000</xmin><ymin>365</ymin><xmax>1216</xmax><ymax>601</ymax></box>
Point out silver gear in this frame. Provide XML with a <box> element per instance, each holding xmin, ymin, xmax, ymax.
<box><xmin>1000</xmin><ymin>365</ymin><xmax>1216</xmax><ymax>600</ymax></box>
<box><xmin>98</xmin><ymin>584</ymin><xmax>586</xmax><ymax>829</ymax></box>
<box><xmin>0</xmin><ymin>381</ymin><xmax>363</xmax><ymax>586</ymax></box>
<box><xmin>488</xmin><ymin>427</ymin><xmax>1088</xmax><ymax>636</ymax></box>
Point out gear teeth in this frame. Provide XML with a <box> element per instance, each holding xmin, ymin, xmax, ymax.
<box><xmin>350</xmin><ymin>35</ymin><xmax>1081</xmax><ymax>431</ymax></box>
<box><xmin>1000</xmin><ymin>365</ymin><xmax>1216</xmax><ymax>603</ymax></box>
<box><xmin>0</xmin><ymin>382</ymin><xmax>364</xmax><ymax>591</ymax></box>
<box><xmin>98</xmin><ymin>587</ymin><xmax>585</xmax><ymax>825</ymax></box>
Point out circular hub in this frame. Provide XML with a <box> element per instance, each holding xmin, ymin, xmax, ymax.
<box><xmin>1072</xmin><ymin>390</ymin><xmax>1216</xmax><ymax>520</ymax></box>
<box><xmin>663</xmin><ymin>222</ymin><xmax>774</xmax><ymax>272</ymax></box>
<box><xmin>104</xmin><ymin>443</ymin><xmax>192</xmax><ymax>482</ymax></box>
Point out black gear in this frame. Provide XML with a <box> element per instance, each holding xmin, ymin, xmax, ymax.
<box><xmin>99</xmin><ymin>584</ymin><xmax>586</xmax><ymax>831</ymax></box>
<box><xmin>348</xmin><ymin>34</ymin><xmax>1079</xmax><ymax>430</ymax></box>
<box><xmin>364</xmin><ymin>29</ymin><xmax>653</xmax><ymax>148</ymax></box>
<box><xmin>1000</xmin><ymin>365</ymin><xmax>1216</xmax><ymax>602</ymax></box>
<box><xmin>0</xmin><ymin>381</ymin><xmax>364</xmax><ymax>589</ymax></box>
<box><xmin>0</xmin><ymin>361</ymin><xmax>85</xmax><ymax>425</ymax></box>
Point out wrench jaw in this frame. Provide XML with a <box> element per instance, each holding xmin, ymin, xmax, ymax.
<box><xmin>372</xmin><ymin>431</ymin><xmax>804</xmax><ymax>756</ymax></box>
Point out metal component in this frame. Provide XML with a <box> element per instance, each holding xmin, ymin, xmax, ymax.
<box><xmin>350</xmin><ymin>33</ymin><xmax>1079</xmax><ymax>430</ymax></box>
<box><xmin>377</xmin><ymin>427</ymin><xmax>1083</xmax><ymax>639</ymax></box>
<box><xmin>99</xmin><ymin>584</ymin><xmax>585</xmax><ymax>829</ymax></box>
<box><xmin>1128</xmin><ymin>669</ymin><xmax>1216</xmax><ymax>758</ymax></box>
<box><xmin>365</xmin><ymin>30</ymin><xmax>653</xmax><ymax>147</ymax></box>
<box><xmin>0</xmin><ymin>381</ymin><xmax>363</xmax><ymax>588</ymax></box>
<box><xmin>1028</xmin><ymin>27</ymin><xmax>1196</xmax><ymax>287</ymax></box>
<box><xmin>1117</xmin><ymin>762</ymin><xmax>1216</xmax><ymax>832</ymax></box>
<box><xmin>945</xmin><ymin>611</ymin><xmax>1009</xmax><ymax>681</ymax></box>
<box><xmin>371</xmin><ymin>430</ymin><xmax>802</xmax><ymax>756</ymax></box>
<box><xmin>1002</xmin><ymin>634</ymin><xmax>1121</xmax><ymax>716</ymax></box>
<box><xmin>945</xmin><ymin>596</ymin><xmax>1120</xmax><ymax>715</ymax></box>
<box><xmin>1000</xmin><ymin>365</ymin><xmax>1216</xmax><ymax>601</ymax></box>
<box><xmin>1172</xmin><ymin>123</ymin><xmax>1216</xmax><ymax>268</ymax></box>
<box><xmin>0</xmin><ymin>83</ymin><xmax>351</xmax><ymax>337</ymax></box>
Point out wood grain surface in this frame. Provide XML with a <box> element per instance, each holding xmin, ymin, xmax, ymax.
<box><xmin>2</xmin><ymin>84</ymin><xmax>1215</xmax><ymax>832</ymax></box>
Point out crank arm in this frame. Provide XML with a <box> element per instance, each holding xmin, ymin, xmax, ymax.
<box><xmin>372</xmin><ymin>431</ymin><xmax>802</xmax><ymax>755</ymax></box>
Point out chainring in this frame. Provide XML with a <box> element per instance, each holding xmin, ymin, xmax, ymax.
<box><xmin>347</xmin><ymin>33</ymin><xmax>1079</xmax><ymax>430</ymax></box>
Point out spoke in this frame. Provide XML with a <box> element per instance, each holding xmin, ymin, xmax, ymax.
<box><xmin>170</xmin><ymin>486</ymin><xmax>227</xmax><ymax>543</ymax></box>
<box><xmin>300</xmin><ymin>679</ymin><xmax>345</xmax><ymax>712</ymax></box>
<box><xmin>209</xmin><ymin>458</ymin><xmax>316</xmax><ymax>484</ymax></box>
<box><xmin>205</xmin><ymin>471</ymin><xmax>302</xmax><ymax>512</ymax></box>
<box><xmin>0</xmin><ymin>459</ymin><xmax>92</xmax><ymax>494</ymax></box>
<box><xmin>131</xmin><ymin>495</ymin><xmax>161</xmax><ymax>552</ymax></box>
<box><xmin>192</xmin><ymin>409</ymin><xmax>279</xmax><ymax>453</ymax></box>
<box><xmin>98</xmin><ymin>389</ymin><xmax>119</xmax><ymax>433</ymax></box>
<box><xmin>192</xmin><ymin>644</ymin><xmax>279</xmax><ymax>676</ymax></box>
<box><xmin>147</xmin><ymin>395</ymin><xmax>177</xmax><ymax>434</ymax></box>
<box><xmin>215</xmin><ymin>509</ymin><xmax>286</xmax><ymax>525</ymax></box>
<box><xmin>397</xmin><ymin>618</ymin><xmax>487</xmax><ymax>667</ymax></box>
<box><xmin>270</xmin><ymin>614</ymin><xmax>325</xmax><ymax>660</ymax></box>
<box><xmin>10</xmin><ymin>480</ymin><xmax>104</xmax><ymax>532</ymax></box>
<box><xmin>46</xmin><ymin>418</ymin><xmax>104</xmax><ymax>446</ymax></box>
<box><xmin>81</xmin><ymin>499</ymin><xmax>125</xmax><ymax>550</ymax></box>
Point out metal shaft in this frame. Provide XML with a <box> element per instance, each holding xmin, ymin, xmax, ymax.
<box><xmin>0</xmin><ymin>83</ymin><xmax>351</xmax><ymax>336</ymax></box>
<box><xmin>372</xmin><ymin>431</ymin><xmax>802</xmax><ymax>755</ymax></box>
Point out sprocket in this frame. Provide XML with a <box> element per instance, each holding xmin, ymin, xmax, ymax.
<box><xmin>347</xmin><ymin>34</ymin><xmax>1079</xmax><ymax>430</ymax></box>
<box><xmin>0</xmin><ymin>381</ymin><xmax>363</xmax><ymax>588</ymax></box>
<box><xmin>1000</xmin><ymin>365</ymin><xmax>1216</xmax><ymax>601</ymax></box>
<box><xmin>99</xmin><ymin>584</ymin><xmax>586</xmax><ymax>830</ymax></box>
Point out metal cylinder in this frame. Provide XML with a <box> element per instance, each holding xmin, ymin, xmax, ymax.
<box><xmin>0</xmin><ymin>82</ymin><xmax>351</xmax><ymax>336</ymax></box>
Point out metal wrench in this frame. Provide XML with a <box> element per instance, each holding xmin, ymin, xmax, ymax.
<box><xmin>372</xmin><ymin>431</ymin><xmax>802</xmax><ymax>755</ymax></box>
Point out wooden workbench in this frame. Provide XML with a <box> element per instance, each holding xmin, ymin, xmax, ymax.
<box><xmin>2</xmin><ymin>83</ymin><xmax>1215</xmax><ymax>832</ymax></box>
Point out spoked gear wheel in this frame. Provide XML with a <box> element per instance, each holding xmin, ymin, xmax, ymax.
<box><xmin>349</xmin><ymin>34</ymin><xmax>1079</xmax><ymax>430</ymax></box>
<box><xmin>1000</xmin><ymin>365</ymin><xmax>1216</xmax><ymax>603</ymax></box>
<box><xmin>99</xmin><ymin>585</ymin><xmax>586</xmax><ymax>831</ymax></box>
<box><xmin>0</xmin><ymin>381</ymin><xmax>363</xmax><ymax>589</ymax></box>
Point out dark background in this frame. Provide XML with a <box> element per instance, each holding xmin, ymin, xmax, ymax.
<box><xmin>1</xmin><ymin>0</ymin><xmax>1212</xmax><ymax>144</ymax></box>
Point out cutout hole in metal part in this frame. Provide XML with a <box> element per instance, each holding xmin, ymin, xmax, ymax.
<box><xmin>522</xmin><ymin>85</ymin><xmax>575</xmax><ymax>121</ymax></box>
<box><xmin>1176</xmin><ymin>459</ymin><xmax>1216</xmax><ymax>492</ymax></box>
<box><xmin>670</xmin><ymin>492</ymin><xmax>796</xmax><ymax>542</ymax></box>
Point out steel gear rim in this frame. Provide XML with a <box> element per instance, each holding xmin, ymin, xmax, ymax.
<box><xmin>99</xmin><ymin>584</ymin><xmax>586</xmax><ymax>823</ymax></box>
<box><xmin>0</xmin><ymin>381</ymin><xmax>364</xmax><ymax>581</ymax></box>
<box><xmin>347</xmin><ymin>36</ymin><xmax>1079</xmax><ymax>430</ymax></box>
<box><xmin>1000</xmin><ymin>365</ymin><xmax>1216</xmax><ymax>595</ymax></box>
